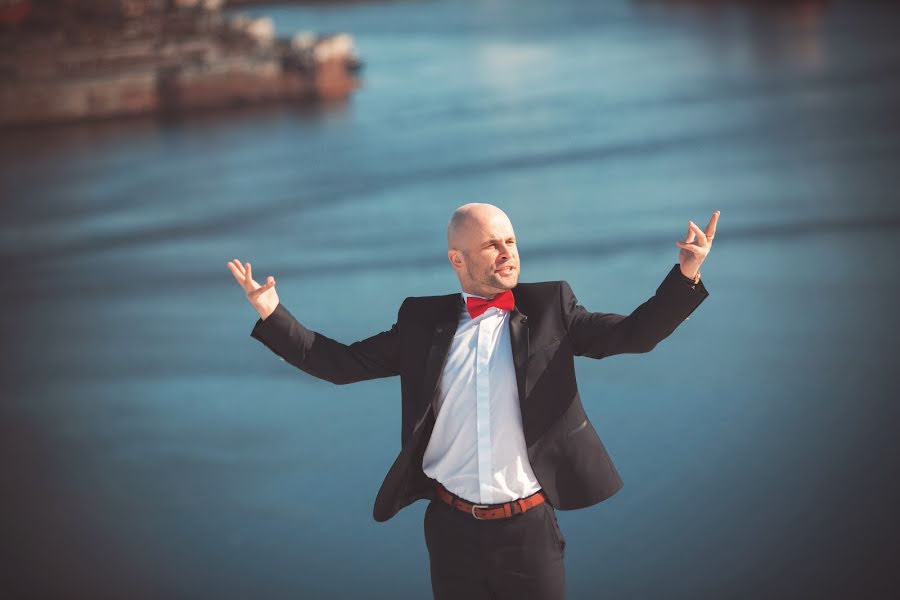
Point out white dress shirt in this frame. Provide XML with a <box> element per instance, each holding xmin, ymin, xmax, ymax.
<box><xmin>421</xmin><ymin>291</ymin><xmax>542</xmax><ymax>505</ymax></box>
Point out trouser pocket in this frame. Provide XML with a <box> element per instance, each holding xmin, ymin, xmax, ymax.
<box><xmin>543</xmin><ymin>504</ymin><xmax>566</xmax><ymax>556</ymax></box>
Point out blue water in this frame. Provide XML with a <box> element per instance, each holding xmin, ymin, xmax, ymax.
<box><xmin>2</xmin><ymin>1</ymin><xmax>899</xmax><ymax>598</ymax></box>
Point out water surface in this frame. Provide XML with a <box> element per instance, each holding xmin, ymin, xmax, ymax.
<box><xmin>2</xmin><ymin>1</ymin><xmax>899</xmax><ymax>598</ymax></box>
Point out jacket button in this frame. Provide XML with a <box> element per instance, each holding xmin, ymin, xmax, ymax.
<box><xmin>436</xmin><ymin>327</ymin><xmax>443</xmax><ymax>333</ymax></box>
<box><xmin>521</xmin><ymin>316</ymin><xmax>528</xmax><ymax>323</ymax></box>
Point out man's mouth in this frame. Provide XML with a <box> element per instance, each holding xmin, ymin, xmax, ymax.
<box><xmin>496</xmin><ymin>266</ymin><xmax>516</xmax><ymax>275</ymax></box>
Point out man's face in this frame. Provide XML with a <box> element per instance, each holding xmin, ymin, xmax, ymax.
<box><xmin>452</xmin><ymin>210</ymin><xmax>520</xmax><ymax>296</ymax></box>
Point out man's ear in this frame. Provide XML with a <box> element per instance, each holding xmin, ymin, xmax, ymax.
<box><xmin>448</xmin><ymin>248</ymin><xmax>464</xmax><ymax>271</ymax></box>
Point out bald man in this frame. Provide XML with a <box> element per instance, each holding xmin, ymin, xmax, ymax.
<box><xmin>229</xmin><ymin>204</ymin><xmax>718</xmax><ymax>600</ymax></box>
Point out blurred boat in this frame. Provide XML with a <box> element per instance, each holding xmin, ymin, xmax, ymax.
<box><xmin>0</xmin><ymin>0</ymin><xmax>363</xmax><ymax>126</ymax></box>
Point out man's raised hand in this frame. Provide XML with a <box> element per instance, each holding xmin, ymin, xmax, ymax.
<box><xmin>227</xmin><ymin>259</ymin><xmax>280</xmax><ymax>321</ymax></box>
<box><xmin>674</xmin><ymin>210</ymin><xmax>719</xmax><ymax>281</ymax></box>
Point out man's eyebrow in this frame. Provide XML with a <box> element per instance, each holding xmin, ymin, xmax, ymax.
<box><xmin>482</xmin><ymin>236</ymin><xmax>516</xmax><ymax>246</ymax></box>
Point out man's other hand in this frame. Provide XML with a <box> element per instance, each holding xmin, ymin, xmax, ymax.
<box><xmin>675</xmin><ymin>210</ymin><xmax>719</xmax><ymax>280</ymax></box>
<box><xmin>227</xmin><ymin>259</ymin><xmax>280</xmax><ymax>321</ymax></box>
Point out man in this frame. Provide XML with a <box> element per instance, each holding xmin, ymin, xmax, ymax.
<box><xmin>227</xmin><ymin>204</ymin><xmax>718</xmax><ymax>599</ymax></box>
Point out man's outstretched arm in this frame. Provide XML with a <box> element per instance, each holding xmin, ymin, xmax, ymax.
<box><xmin>251</xmin><ymin>303</ymin><xmax>401</xmax><ymax>385</ymax></box>
<box><xmin>562</xmin><ymin>211</ymin><xmax>718</xmax><ymax>359</ymax></box>
<box><xmin>228</xmin><ymin>259</ymin><xmax>401</xmax><ymax>385</ymax></box>
<box><xmin>561</xmin><ymin>266</ymin><xmax>708</xmax><ymax>359</ymax></box>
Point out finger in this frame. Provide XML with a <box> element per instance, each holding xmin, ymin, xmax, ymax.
<box><xmin>688</xmin><ymin>221</ymin><xmax>708</xmax><ymax>245</ymax></box>
<box><xmin>242</xmin><ymin>261</ymin><xmax>262</xmax><ymax>290</ymax></box>
<box><xmin>675</xmin><ymin>241</ymin><xmax>707</xmax><ymax>254</ymax></box>
<box><xmin>705</xmin><ymin>211</ymin><xmax>720</xmax><ymax>239</ymax></box>
<box><xmin>226</xmin><ymin>262</ymin><xmax>245</xmax><ymax>283</ymax></box>
<box><xmin>682</xmin><ymin>224</ymin><xmax>696</xmax><ymax>244</ymax></box>
<box><xmin>231</xmin><ymin>259</ymin><xmax>246</xmax><ymax>276</ymax></box>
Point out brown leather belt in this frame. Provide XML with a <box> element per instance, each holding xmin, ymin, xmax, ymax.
<box><xmin>434</xmin><ymin>482</ymin><xmax>547</xmax><ymax>520</ymax></box>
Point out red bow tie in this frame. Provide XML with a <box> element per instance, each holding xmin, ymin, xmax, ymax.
<box><xmin>466</xmin><ymin>290</ymin><xmax>515</xmax><ymax>319</ymax></box>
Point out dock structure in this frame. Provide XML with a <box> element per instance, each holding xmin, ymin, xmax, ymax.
<box><xmin>0</xmin><ymin>0</ymin><xmax>363</xmax><ymax>126</ymax></box>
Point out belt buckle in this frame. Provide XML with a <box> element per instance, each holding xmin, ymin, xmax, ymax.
<box><xmin>471</xmin><ymin>504</ymin><xmax>489</xmax><ymax>520</ymax></box>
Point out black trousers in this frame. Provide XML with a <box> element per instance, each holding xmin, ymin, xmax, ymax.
<box><xmin>423</xmin><ymin>498</ymin><xmax>567</xmax><ymax>600</ymax></box>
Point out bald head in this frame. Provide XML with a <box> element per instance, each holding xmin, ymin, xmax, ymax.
<box><xmin>447</xmin><ymin>203</ymin><xmax>512</xmax><ymax>250</ymax></box>
<box><xmin>446</xmin><ymin>203</ymin><xmax>520</xmax><ymax>296</ymax></box>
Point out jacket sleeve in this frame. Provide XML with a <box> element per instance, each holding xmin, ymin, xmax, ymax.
<box><xmin>561</xmin><ymin>264</ymin><xmax>709</xmax><ymax>359</ymax></box>
<box><xmin>249</xmin><ymin>301</ymin><xmax>403</xmax><ymax>385</ymax></box>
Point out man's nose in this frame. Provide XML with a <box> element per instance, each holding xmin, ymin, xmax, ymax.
<box><xmin>496</xmin><ymin>242</ymin><xmax>512</xmax><ymax>259</ymax></box>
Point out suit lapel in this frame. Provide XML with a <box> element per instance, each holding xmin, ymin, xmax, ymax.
<box><xmin>413</xmin><ymin>294</ymin><xmax>462</xmax><ymax>433</ymax></box>
<box><xmin>508</xmin><ymin>295</ymin><xmax>530</xmax><ymax>409</ymax></box>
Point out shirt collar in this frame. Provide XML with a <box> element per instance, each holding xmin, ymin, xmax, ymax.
<box><xmin>461</xmin><ymin>291</ymin><xmax>489</xmax><ymax>302</ymax></box>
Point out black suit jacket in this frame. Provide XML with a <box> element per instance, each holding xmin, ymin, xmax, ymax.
<box><xmin>250</xmin><ymin>263</ymin><xmax>709</xmax><ymax>522</ymax></box>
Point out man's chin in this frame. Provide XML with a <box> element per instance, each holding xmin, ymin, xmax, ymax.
<box><xmin>490</xmin><ymin>274</ymin><xmax>519</xmax><ymax>290</ymax></box>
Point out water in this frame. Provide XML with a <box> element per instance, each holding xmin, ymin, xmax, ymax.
<box><xmin>1</xmin><ymin>1</ymin><xmax>899</xmax><ymax>598</ymax></box>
